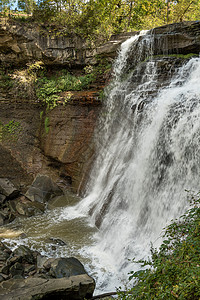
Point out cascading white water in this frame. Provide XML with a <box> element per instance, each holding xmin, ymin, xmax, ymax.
<box><xmin>59</xmin><ymin>33</ymin><xmax>200</xmax><ymax>291</ymax></box>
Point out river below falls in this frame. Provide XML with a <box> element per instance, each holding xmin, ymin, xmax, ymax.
<box><xmin>0</xmin><ymin>192</ymin><xmax>124</xmax><ymax>294</ymax></box>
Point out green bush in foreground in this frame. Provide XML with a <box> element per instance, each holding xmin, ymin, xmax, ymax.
<box><xmin>118</xmin><ymin>192</ymin><xmax>200</xmax><ymax>300</ymax></box>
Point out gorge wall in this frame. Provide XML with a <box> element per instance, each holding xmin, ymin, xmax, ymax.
<box><xmin>1</xmin><ymin>19</ymin><xmax>200</xmax><ymax>194</ymax></box>
<box><xmin>0</xmin><ymin>18</ymin><xmax>135</xmax><ymax>67</ymax></box>
<box><xmin>0</xmin><ymin>95</ymin><xmax>101</xmax><ymax>194</ymax></box>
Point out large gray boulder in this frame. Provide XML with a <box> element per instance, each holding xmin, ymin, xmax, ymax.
<box><xmin>47</xmin><ymin>257</ymin><xmax>87</xmax><ymax>278</ymax></box>
<box><xmin>25</xmin><ymin>174</ymin><xmax>64</xmax><ymax>203</ymax></box>
<box><xmin>0</xmin><ymin>275</ymin><xmax>95</xmax><ymax>300</ymax></box>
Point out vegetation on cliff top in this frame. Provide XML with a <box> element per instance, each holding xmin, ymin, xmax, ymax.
<box><xmin>1</xmin><ymin>0</ymin><xmax>200</xmax><ymax>42</ymax></box>
<box><xmin>0</xmin><ymin>59</ymin><xmax>110</xmax><ymax>108</ymax></box>
<box><xmin>118</xmin><ymin>192</ymin><xmax>200</xmax><ymax>299</ymax></box>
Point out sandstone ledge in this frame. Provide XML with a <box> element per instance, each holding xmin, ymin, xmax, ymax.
<box><xmin>0</xmin><ymin>18</ymin><xmax>133</xmax><ymax>67</ymax></box>
<box><xmin>0</xmin><ymin>275</ymin><xmax>95</xmax><ymax>300</ymax></box>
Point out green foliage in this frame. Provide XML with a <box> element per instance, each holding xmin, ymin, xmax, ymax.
<box><xmin>40</xmin><ymin>111</ymin><xmax>44</xmax><ymax>120</ymax></box>
<box><xmin>0</xmin><ymin>70</ymin><xmax>13</xmax><ymax>89</ymax></box>
<box><xmin>98</xmin><ymin>90</ymin><xmax>105</xmax><ymax>101</ymax></box>
<box><xmin>4</xmin><ymin>0</ymin><xmax>200</xmax><ymax>40</ymax></box>
<box><xmin>17</xmin><ymin>0</ymin><xmax>36</xmax><ymax>14</ymax></box>
<box><xmin>36</xmin><ymin>71</ymin><xmax>94</xmax><ymax>109</ymax></box>
<box><xmin>118</xmin><ymin>192</ymin><xmax>200</xmax><ymax>300</ymax></box>
<box><xmin>27</xmin><ymin>61</ymin><xmax>44</xmax><ymax>76</ymax></box>
<box><xmin>167</xmin><ymin>0</ymin><xmax>200</xmax><ymax>23</ymax></box>
<box><xmin>4</xmin><ymin>62</ymin><xmax>45</xmax><ymax>100</ymax></box>
<box><xmin>0</xmin><ymin>0</ymin><xmax>14</xmax><ymax>14</ymax></box>
<box><xmin>0</xmin><ymin>120</ymin><xmax>21</xmax><ymax>142</ymax></box>
<box><xmin>44</xmin><ymin>116</ymin><xmax>49</xmax><ymax>134</ymax></box>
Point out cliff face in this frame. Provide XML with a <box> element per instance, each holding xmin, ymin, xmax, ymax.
<box><xmin>39</xmin><ymin>100</ymin><xmax>101</xmax><ymax>194</ymax></box>
<box><xmin>0</xmin><ymin>18</ymin><xmax>135</xmax><ymax>67</ymax></box>
<box><xmin>1</xmin><ymin>19</ymin><xmax>200</xmax><ymax>68</ymax></box>
<box><xmin>0</xmin><ymin>96</ymin><xmax>101</xmax><ymax>194</ymax></box>
<box><xmin>1</xmin><ymin>20</ymin><xmax>200</xmax><ymax>194</ymax></box>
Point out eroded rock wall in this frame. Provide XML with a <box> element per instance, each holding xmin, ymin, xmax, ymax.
<box><xmin>39</xmin><ymin>102</ymin><xmax>100</xmax><ymax>193</ymax></box>
<box><xmin>0</xmin><ymin>98</ymin><xmax>100</xmax><ymax>194</ymax></box>
<box><xmin>0</xmin><ymin>18</ymin><xmax>135</xmax><ymax>67</ymax></box>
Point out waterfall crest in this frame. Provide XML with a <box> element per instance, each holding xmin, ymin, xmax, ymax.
<box><xmin>61</xmin><ymin>33</ymin><xmax>200</xmax><ymax>291</ymax></box>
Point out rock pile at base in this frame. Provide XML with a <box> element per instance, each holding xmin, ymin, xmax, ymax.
<box><xmin>0</xmin><ymin>174</ymin><xmax>64</xmax><ymax>225</ymax></box>
<box><xmin>0</xmin><ymin>242</ymin><xmax>95</xmax><ymax>299</ymax></box>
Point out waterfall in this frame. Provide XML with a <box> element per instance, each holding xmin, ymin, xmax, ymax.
<box><xmin>60</xmin><ymin>32</ymin><xmax>200</xmax><ymax>291</ymax></box>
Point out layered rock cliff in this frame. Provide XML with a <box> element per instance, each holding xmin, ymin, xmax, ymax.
<box><xmin>1</xmin><ymin>19</ymin><xmax>200</xmax><ymax>195</ymax></box>
<box><xmin>0</xmin><ymin>18</ymin><xmax>135</xmax><ymax>67</ymax></box>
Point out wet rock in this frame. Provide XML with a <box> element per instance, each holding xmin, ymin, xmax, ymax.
<box><xmin>0</xmin><ymin>242</ymin><xmax>12</xmax><ymax>255</ymax></box>
<box><xmin>10</xmin><ymin>263</ymin><xmax>24</xmax><ymax>277</ymax></box>
<box><xmin>19</xmin><ymin>233</ymin><xmax>27</xmax><ymax>239</ymax></box>
<box><xmin>12</xmin><ymin>246</ymin><xmax>35</xmax><ymax>264</ymax></box>
<box><xmin>0</xmin><ymin>178</ymin><xmax>19</xmax><ymax>200</ymax></box>
<box><xmin>47</xmin><ymin>237</ymin><xmax>67</xmax><ymax>246</ymax></box>
<box><xmin>0</xmin><ymin>213</ymin><xmax>6</xmax><ymax>226</ymax></box>
<box><xmin>49</xmin><ymin>257</ymin><xmax>87</xmax><ymax>278</ymax></box>
<box><xmin>12</xmin><ymin>275</ymin><xmax>24</xmax><ymax>279</ymax></box>
<box><xmin>42</xmin><ymin>258</ymin><xmax>55</xmax><ymax>271</ymax></box>
<box><xmin>0</xmin><ymin>229</ymin><xmax>24</xmax><ymax>239</ymax></box>
<box><xmin>0</xmin><ymin>275</ymin><xmax>95</xmax><ymax>300</ymax></box>
<box><xmin>36</xmin><ymin>255</ymin><xmax>51</xmax><ymax>270</ymax></box>
<box><xmin>0</xmin><ymin>241</ymin><xmax>95</xmax><ymax>298</ymax></box>
<box><xmin>15</xmin><ymin>197</ymin><xmax>45</xmax><ymax>216</ymax></box>
<box><xmin>0</xmin><ymin>265</ymin><xmax>9</xmax><ymax>275</ymax></box>
<box><xmin>24</xmin><ymin>264</ymin><xmax>35</xmax><ymax>275</ymax></box>
<box><xmin>25</xmin><ymin>174</ymin><xmax>64</xmax><ymax>203</ymax></box>
<box><xmin>0</xmin><ymin>252</ymin><xmax>10</xmax><ymax>262</ymax></box>
<box><xmin>96</xmin><ymin>32</ymin><xmax>137</xmax><ymax>59</ymax></box>
<box><xmin>7</xmin><ymin>256</ymin><xmax>19</xmax><ymax>265</ymax></box>
<box><xmin>0</xmin><ymin>275</ymin><xmax>4</xmax><ymax>283</ymax></box>
<box><xmin>0</xmin><ymin>274</ymin><xmax>8</xmax><ymax>281</ymax></box>
<box><xmin>0</xmin><ymin>194</ymin><xmax>6</xmax><ymax>204</ymax></box>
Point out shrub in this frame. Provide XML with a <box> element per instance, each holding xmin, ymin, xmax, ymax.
<box><xmin>36</xmin><ymin>72</ymin><xmax>94</xmax><ymax>109</ymax></box>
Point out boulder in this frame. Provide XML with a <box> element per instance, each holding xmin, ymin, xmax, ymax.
<box><xmin>9</xmin><ymin>263</ymin><xmax>24</xmax><ymax>278</ymax></box>
<box><xmin>48</xmin><ymin>257</ymin><xmax>87</xmax><ymax>278</ymax></box>
<box><xmin>0</xmin><ymin>211</ymin><xmax>15</xmax><ymax>226</ymax></box>
<box><xmin>12</xmin><ymin>246</ymin><xmax>36</xmax><ymax>265</ymax></box>
<box><xmin>0</xmin><ymin>194</ymin><xmax>6</xmax><ymax>204</ymax></box>
<box><xmin>25</xmin><ymin>174</ymin><xmax>64</xmax><ymax>203</ymax></box>
<box><xmin>0</xmin><ymin>178</ymin><xmax>19</xmax><ymax>200</ymax></box>
<box><xmin>14</xmin><ymin>197</ymin><xmax>45</xmax><ymax>216</ymax></box>
<box><xmin>36</xmin><ymin>255</ymin><xmax>52</xmax><ymax>270</ymax></box>
<box><xmin>5</xmin><ymin>195</ymin><xmax>45</xmax><ymax>221</ymax></box>
<box><xmin>0</xmin><ymin>213</ymin><xmax>6</xmax><ymax>226</ymax></box>
<box><xmin>46</xmin><ymin>237</ymin><xmax>67</xmax><ymax>246</ymax></box>
<box><xmin>0</xmin><ymin>242</ymin><xmax>12</xmax><ymax>256</ymax></box>
<box><xmin>0</xmin><ymin>275</ymin><xmax>95</xmax><ymax>300</ymax></box>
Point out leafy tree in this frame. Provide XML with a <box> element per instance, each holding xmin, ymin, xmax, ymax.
<box><xmin>0</xmin><ymin>0</ymin><xmax>16</xmax><ymax>14</ymax></box>
<box><xmin>17</xmin><ymin>0</ymin><xmax>36</xmax><ymax>14</ymax></box>
<box><xmin>3</xmin><ymin>0</ymin><xmax>200</xmax><ymax>42</ymax></box>
<box><xmin>168</xmin><ymin>0</ymin><xmax>200</xmax><ymax>23</ymax></box>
